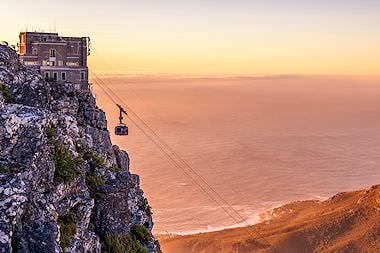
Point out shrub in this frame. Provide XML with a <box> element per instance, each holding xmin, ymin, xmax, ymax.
<box><xmin>58</xmin><ymin>211</ymin><xmax>78</xmax><ymax>251</ymax></box>
<box><xmin>53</xmin><ymin>144</ymin><xmax>82</xmax><ymax>183</ymax></box>
<box><xmin>102</xmin><ymin>234</ymin><xmax>148</xmax><ymax>253</ymax></box>
<box><xmin>0</xmin><ymin>166</ymin><xmax>9</xmax><ymax>173</ymax></box>
<box><xmin>75</xmin><ymin>140</ymin><xmax>88</xmax><ymax>155</ymax></box>
<box><xmin>131</xmin><ymin>225</ymin><xmax>151</xmax><ymax>244</ymax></box>
<box><xmin>85</xmin><ymin>170</ymin><xmax>105</xmax><ymax>186</ymax></box>
<box><xmin>0</xmin><ymin>83</ymin><xmax>13</xmax><ymax>103</ymax></box>
<box><xmin>145</xmin><ymin>205</ymin><xmax>153</xmax><ymax>217</ymax></box>
<box><xmin>47</xmin><ymin>127</ymin><xmax>81</xmax><ymax>183</ymax></box>
<box><xmin>85</xmin><ymin>170</ymin><xmax>104</xmax><ymax>198</ymax></box>
<box><xmin>84</xmin><ymin>152</ymin><xmax>104</xmax><ymax>168</ymax></box>
<box><xmin>109</xmin><ymin>167</ymin><xmax>122</xmax><ymax>173</ymax></box>
<box><xmin>45</xmin><ymin>126</ymin><xmax>56</xmax><ymax>145</ymax></box>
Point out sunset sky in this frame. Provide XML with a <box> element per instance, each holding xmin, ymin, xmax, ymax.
<box><xmin>1</xmin><ymin>0</ymin><xmax>379</xmax><ymax>75</ymax></box>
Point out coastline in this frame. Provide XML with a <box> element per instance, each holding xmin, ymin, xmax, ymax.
<box><xmin>158</xmin><ymin>185</ymin><xmax>380</xmax><ymax>253</ymax></box>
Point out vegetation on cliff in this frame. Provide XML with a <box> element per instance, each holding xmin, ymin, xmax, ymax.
<box><xmin>103</xmin><ymin>233</ymin><xmax>148</xmax><ymax>253</ymax></box>
<box><xmin>0</xmin><ymin>82</ymin><xmax>13</xmax><ymax>103</ymax></box>
<box><xmin>58</xmin><ymin>210</ymin><xmax>78</xmax><ymax>251</ymax></box>
<box><xmin>52</xmin><ymin>143</ymin><xmax>82</xmax><ymax>183</ymax></box>
<box><xmin>0</xmin><ymin>45</ymin><xmax>160</xmax><ymax>252</ymax></box>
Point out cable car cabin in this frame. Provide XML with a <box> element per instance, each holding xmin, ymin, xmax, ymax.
<box><xmin>115</xmin><ymin>124</ymin><xmax>128</xmax><ymax>136</ymax></box>
<box><xmin>115</xmin><ymin>104</ymin><xmax>128</xmax><ymax>136</ymax></box>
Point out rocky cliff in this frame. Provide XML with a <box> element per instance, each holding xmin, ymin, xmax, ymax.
<box><xmin>0</xmin><ymin>45</ymin><xmax>160</xmax><ymax>253</ymax></box>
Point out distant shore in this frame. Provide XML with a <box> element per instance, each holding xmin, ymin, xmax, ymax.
<box><xmin>159</xmin><ymin>185</ymin><xmax>380</xmax><ymax>253</ymax></box>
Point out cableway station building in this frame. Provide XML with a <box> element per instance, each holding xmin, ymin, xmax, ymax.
<box><xmin>18</xmin><ymin>32</ymin><xmax>90</xmax><ymax>89</ymax></box>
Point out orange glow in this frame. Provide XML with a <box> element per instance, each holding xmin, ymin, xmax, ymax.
<box><xmin>2</xmin><ymin>1</ymin><xmax>380</xmax><ymax>76</ymax></box>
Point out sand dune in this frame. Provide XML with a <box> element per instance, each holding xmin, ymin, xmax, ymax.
<box><xmin>159</xmin><ymin>185</ymin><xmax>380</xmax><ymax>253</ymax></box>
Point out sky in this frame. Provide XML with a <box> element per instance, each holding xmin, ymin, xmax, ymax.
<box><xmin>1</xmin><ymin>0</ymin><xmax>379</xmax><ymax>76</ymax></box>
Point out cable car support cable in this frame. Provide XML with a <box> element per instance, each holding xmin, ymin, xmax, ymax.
<box><xmin>89</xmin><ymin>71</ymin><xmax>277</xmax><ymax>251</ymax></box>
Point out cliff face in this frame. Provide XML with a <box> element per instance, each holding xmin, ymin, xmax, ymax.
<box><xmin>0</xmin><ymin>45</ymin><xmax>160</xmax><ymax>253</ymax></box>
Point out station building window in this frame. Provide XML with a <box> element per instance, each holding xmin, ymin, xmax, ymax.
<box><xmin>50</xmin><ymin>49</ymin><xmax>56</xmax><ymax>57</ymax></box>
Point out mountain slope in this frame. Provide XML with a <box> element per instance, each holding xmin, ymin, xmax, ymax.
<box><xmin>0</xmin><ymin>45</ymin><xmax>160</xmax><ymax>253</ymax></box>
<box><xmin>160</xmin><ymin>185</ymin><xmax>380</xmax><ymax>253</ymax></box>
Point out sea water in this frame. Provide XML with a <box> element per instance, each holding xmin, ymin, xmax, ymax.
<box><xmin>93</xmin><ymin>75</ymin><xmax>380</xmax><ymax>234</ymax></box>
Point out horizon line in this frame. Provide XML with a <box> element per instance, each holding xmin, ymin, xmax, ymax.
<box><xmin>90</xmin><ymin>72</ymin><xmax>380</xmax><ymax>80</ymax></box>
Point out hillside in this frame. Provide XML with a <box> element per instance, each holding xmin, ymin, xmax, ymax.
<box><xmin>0</xmin><ymin>45</ymin><xmax>160</xmax><ymax>252</ymax></box>
<box><xmin>160</xmin><ymin>185</ymin><xmax>380</xmax><ymax>253</ymax></box>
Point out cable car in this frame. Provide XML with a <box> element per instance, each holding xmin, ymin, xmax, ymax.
<box><xmin>115</xmin><ymin>104</ymin><xmax>129</xmax><ymax>136</ymax></box>
<box><xmin>115</xmin><ymin>124</ymin><xmax>128</xmax><ymax>135</ymax></box>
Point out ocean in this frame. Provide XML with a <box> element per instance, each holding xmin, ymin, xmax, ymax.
<box><xmin>92</xmin><ymin>75</ymin><xmax>380</xmax><ymax>234</ymax></box>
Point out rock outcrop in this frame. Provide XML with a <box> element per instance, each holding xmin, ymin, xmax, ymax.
<box><xmin>0</xmin><ymin>45</ymin><xmax>160</xmax><ymax>253</ymax></box>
